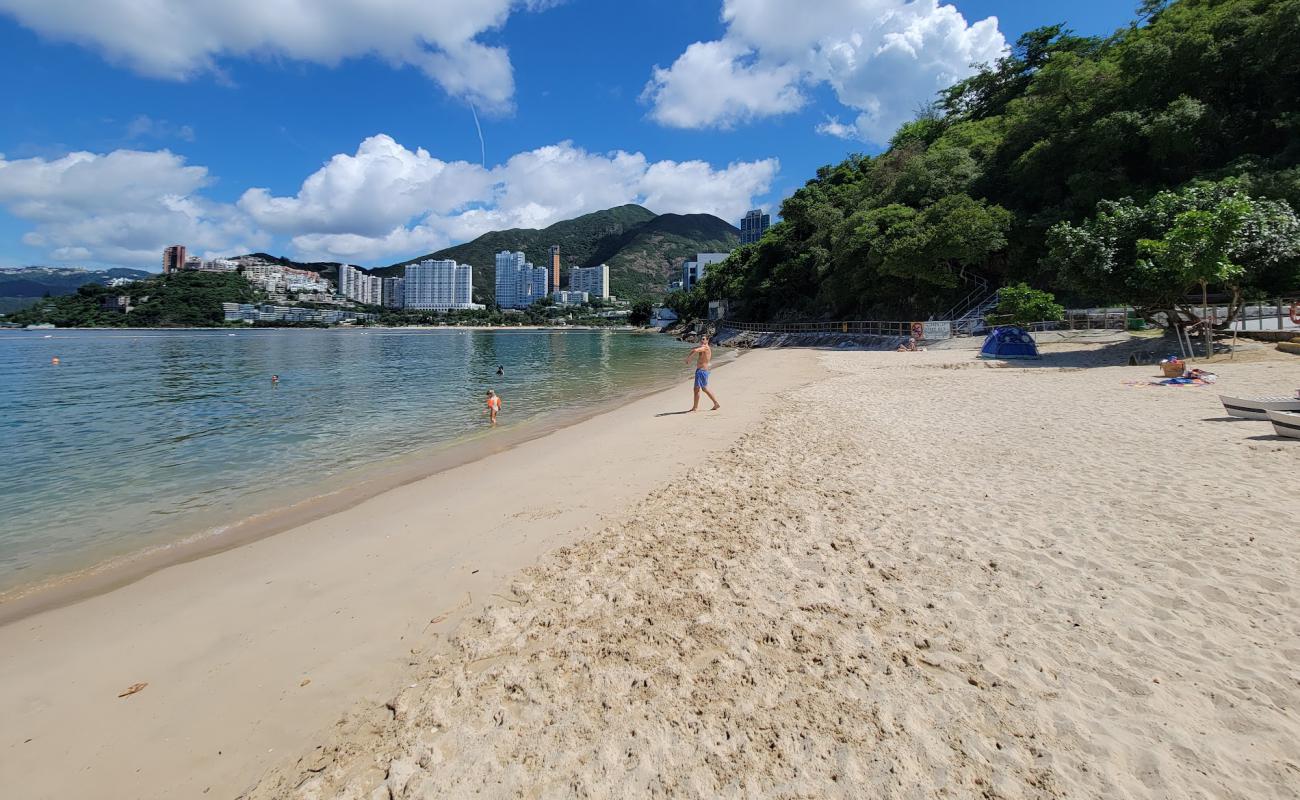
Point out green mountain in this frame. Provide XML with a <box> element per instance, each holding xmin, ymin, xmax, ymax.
<box><xmin>376</xmin><ymin>205</ymin><xmax>739</xmax><ymax>302</ymax></box>
<box><xmin>0</xmin><ymin>266</ymin><xmax>152</xmax><ymax>314</ymax></box>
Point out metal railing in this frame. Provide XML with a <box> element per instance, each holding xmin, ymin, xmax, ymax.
<box><xmin>719</xmin><ymin>319</ymin><xmax>921</xmax><ymax>338</ymax></box>
<box><xmin>1022</xmin><ymin>311</ymin><xmax>1128</xmax><ymax>331</ymax></box>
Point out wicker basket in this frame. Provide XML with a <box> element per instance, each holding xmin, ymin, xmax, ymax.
<box><xmin>1160</xmin><ymin>361</ymin><xmax>1186</xmax><ymax>378</ymax></box>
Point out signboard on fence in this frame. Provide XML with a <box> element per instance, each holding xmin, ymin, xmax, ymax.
<box><xmin>922</xmin><ymin>321</ymin><xmax>952</xmax><ymax>340</ymax></box>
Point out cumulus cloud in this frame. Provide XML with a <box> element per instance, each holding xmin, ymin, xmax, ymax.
<box><xmin>0</xmin><ymin>0</ymin><xmax>544</xmax><ymax>111</ymax></box>
<box><xmin>0</xmin><ymin>149</ymin><xmax>270</xmax><ymax>265</ymax></box>
<box><xmin>0</xmin><ymin>136</ymin><xmax>778</xmax><ymax>267</ymax></box>
<box><xmin>643</xmin><ymin>0</ymin><xmax>1007</xmax><ymax>144</ymax></box>
<box><xmin>242</xmin><ymin>135</ymin><xmax>779</xmax><ymax>262</ymax></box>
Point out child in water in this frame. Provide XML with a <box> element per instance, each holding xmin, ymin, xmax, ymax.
<box><xmin>485</xmin><ymin>389</ymin><xmax>501</xmax><ymax>426</ymax></box>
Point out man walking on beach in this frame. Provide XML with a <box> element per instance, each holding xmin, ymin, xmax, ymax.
<box><xmin>686</xmin><ymin>336</ymin><xmax>721</xmax><ymax>411</ymax></box>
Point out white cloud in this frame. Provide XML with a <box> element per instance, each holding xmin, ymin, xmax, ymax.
<box><xmin>640</xmin><ymin>40</ymin><xmax>806</xmax><ymax>129</ymax></box>
<box><xmin>0</xmin><ymin>136</ymin><xmax>779</xmax><ymax>267</ymax></box>
<box><xmin>815</xmin><ymin>116</ymin><xmax>857</xmax><ymax>140</ymax></box>
<box><xmin>243</xmin><ymin>135</ymin><xmax>779</xmax><ymax>262</ymax></box>
<box><xmin>0</xmin><ymin>0</ymin><xmax>544</xmax><ymax>111</ymax></box>
<box><xmin>0</xmin><ymin>149</ymin><xmax>269</xmax><ymax>265</ymax></box>
<box><xmin>643</xmin><ymin>0</ymin><xmax>1007</xmax><ymax>144</ymax></box>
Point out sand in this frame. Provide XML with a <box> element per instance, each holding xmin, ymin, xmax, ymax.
<box><xmin>0</xmin><ymin>349</ymin><xmax>824</xmax><ymax>800</ymax></box>
<box><xmin>4</xmin><ymin>340</ymin><xmax>1299</xmax><ymax>799</ymax></box>
<box><xmin>246</xmin><ymin>341</ymin><xmax>1300</xmax><ymax>799</ymax></box>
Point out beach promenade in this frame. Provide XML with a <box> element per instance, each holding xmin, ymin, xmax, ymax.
<box><xmin>3</xmin><ymin>343</ymin><xmax>1298</xmax><ymax>798</ymax></box>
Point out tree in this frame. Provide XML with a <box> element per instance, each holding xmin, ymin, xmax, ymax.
<box><xmin>628</xmin><ymin>300</ymin><xmax>652</xmax><ymax>326</ymax></box>
<box><xmin>989</xmin><ymin>283</ymin><xmax>1065</xmax><ymax>328</ymax></box>
<box><xmin>1050</xmin><ymin>182</ymin><xmax>1300</xmax><ymax>346</ymax></box>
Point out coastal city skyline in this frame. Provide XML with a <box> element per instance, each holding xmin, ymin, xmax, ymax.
<box><xmin>0</xmin><ymin>0</ymin><xmax>1137</xmax><ymax>271</ymax></box>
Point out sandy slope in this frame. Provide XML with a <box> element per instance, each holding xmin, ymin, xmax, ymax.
<box><xmin>248</xmin><ymin>343</ymin><xmax>1300</xmax><ymax>799</ymax></box>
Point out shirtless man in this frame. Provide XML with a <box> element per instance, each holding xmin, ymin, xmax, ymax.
<box><xmin>686</xmin><ymin>335</ymin><xmax>721</xmax><ymax>411</ymax></box>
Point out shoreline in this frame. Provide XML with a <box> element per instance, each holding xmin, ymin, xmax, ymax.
<box><xmin>0</xmin><ymin>350</ymin><xmax>732</xmax><ymax>625</ymax></box>
<box><xmin>0</xmin><ymin>348</ymin><xmax>821</xmax><ymax>800</ymax></box>
<box><xmin>1</xmin><ymin>323</ymin><xmax>642</xmax><ymax>333</ymax></box>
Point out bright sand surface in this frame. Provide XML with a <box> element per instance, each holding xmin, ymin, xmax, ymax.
<box><xmin>5</xmin><ymin>341</ymin><xmax>1300</xmax><ymax>799</ymax></box>
<box><xmin>0</xmin><ymin>349</ymin><xmax>823</xmax><ymax>799</ymax></box>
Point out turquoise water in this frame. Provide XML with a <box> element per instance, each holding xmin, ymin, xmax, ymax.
<box><xmin>0</xmin><ymin>328</ymin><xmax>693</xmax><ymax>593</ymax></box>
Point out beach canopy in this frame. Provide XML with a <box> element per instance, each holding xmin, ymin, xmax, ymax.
<box><xmin>978</xmin><ymin>326</ymin><xmax>1040</xmax><ymax>359</ymax></box>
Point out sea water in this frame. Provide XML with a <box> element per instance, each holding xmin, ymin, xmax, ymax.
<box><xmin>0</xmin><ymin>328</ymin><xmax>696</xmax><ymax>594</ymax></box>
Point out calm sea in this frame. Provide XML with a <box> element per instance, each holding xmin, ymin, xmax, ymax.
<box><xmin>0</xmin><ymin>328</ymin><xmax>696</xmax><ymax>595</ymax></box>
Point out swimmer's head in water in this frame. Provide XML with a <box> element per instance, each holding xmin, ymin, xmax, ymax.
<box><xmin>486</xmin><ymin>389</ymin><xmax>495</xmax><ymax>396</ymax></box>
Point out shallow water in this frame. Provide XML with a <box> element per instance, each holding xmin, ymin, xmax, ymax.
<box><xmin>0</xmin><ymin>328</ymin><xmax>692</xmax><ymax>592</ymax></box>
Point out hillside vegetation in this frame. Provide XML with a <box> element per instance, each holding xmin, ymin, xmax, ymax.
<box><xmin>0</xmin><ymin>266</ymin><xmax>152</xmax><ymax>314</ymax></box>
<box><xmin>675</xmin><ymin>0</ymin><xmax>1300</xmax><ymax>323</ymax></box>
<box><xmin>6</xmin><ymin>271</ymin><xmax>263</xmax><ymax>327</ymax></box>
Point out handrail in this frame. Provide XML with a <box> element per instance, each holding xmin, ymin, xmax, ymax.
<box><xmin>718</xmin><ymin>319</ymin><xmax>939</xmax><ymax>338</ymax></box>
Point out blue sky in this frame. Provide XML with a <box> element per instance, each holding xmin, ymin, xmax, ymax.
<box><xmin>0</xmin><ymin>0</ymin><xmax>1139</xmax><ymax>270</ymax></box>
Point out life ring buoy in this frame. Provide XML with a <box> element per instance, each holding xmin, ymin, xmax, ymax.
<box><xmin>1290</xmin><ymin>301</ymin><xmax>1300</xmax><ymax>325</ymax></box>
<box><xmin>911</xmin><ymin>321</ymin><xmax>924</xmax><ymax>339</ymax></box>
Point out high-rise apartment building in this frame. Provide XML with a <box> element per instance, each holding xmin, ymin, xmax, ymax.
<box><xmin>405</xmin><ymin>259</ymin><xmax>478</xmax><ymax>310</ymax></box>
<box><xmin>162</xmin><ymin>245</ymin><xmax>186</xmax><ymax>274</ymax></box>
<box><xmin>338</xmin><ymin>264</ymin><xmax>359</xmax><ymax>299</ymax></box>
<box><xmin>740</xmin><ymin>209</ymin><xmax>770</xmax><ymax>244</ymax></box>
<box><xmin>382</xmin><ymin>277</ymin><xmax>406</xmax><ymax>309</ymax></box>
<box><xmin>682</xmin><ymin>253</ymin><xmax>729</xmax><ymax>291</ymax></box>
<box><xmin>526</xmin><ymin>264</ymin><xmax>548</xmax><ymax>305</ymax></box>
<box><xmin>494</xmin><ymin>250</ymin><xmax>551</xmax><ymax>309</ymax></box>
<box><xmin>494</xmin><ymin>250</ymin><xmax>525</xmax><ymax>309</ymax></box>
<box><xmin>548</xmin><ymin>244</ymin><xmax>561</xmax><ymax>292</ymax></box>
<box><xmin>569</xmin><ymin>264</ymin><xmax>610</xmax><ymax>299</ymax></box>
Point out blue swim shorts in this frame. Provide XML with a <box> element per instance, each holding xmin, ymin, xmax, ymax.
<box><xmin>694</xmin><ymin>368</ymin><xmax>709</xmax><ymax>388</ymax></box>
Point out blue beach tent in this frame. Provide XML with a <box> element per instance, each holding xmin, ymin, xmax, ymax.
<box><xmin>978</xmin><ymin>326</ymin><xmax>1040</xmax><ymax>359</ymax></box>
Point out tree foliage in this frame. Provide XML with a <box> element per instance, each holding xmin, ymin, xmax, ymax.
<box><xmin>680</xmin><ymin>0</ymin><xmax>1300</xmax><ymax>322</ymax></box>
<box><xmin>990</xmin><ymin>283</ymin><xmax>1065</xmax><ymax>328</ymax></box>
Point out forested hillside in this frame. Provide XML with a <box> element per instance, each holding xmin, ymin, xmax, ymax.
<box><xmin>677</xmin><ymin>0</ymin><xmax>1300</xmax><ymax>323</ymax></box>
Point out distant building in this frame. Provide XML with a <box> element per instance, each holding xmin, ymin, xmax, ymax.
<box><xmin>336</xmin><ymin>264</ymin><xmax>381</xmax><ymax>304</ymax></box>
<box><xmin>338</xmin><ymin>264</ymin><xmax>360</xmax><ymax>299</ymax></box>
<box><xmin>243</xmin><ymin>261</ymin><xmax>332</xmax><ymax>296</ymax></box>
<box><xmin>548</xmin><ymin>244</ymin><xmax>561</xmax><ymax>292</ymax></box>
<box><xmin>740</xmin><ymin>209</ymin><xmax>770</xmax><ymax>245</ymax></box>
<box><xmin>494</xmin><ymin>250</ymin><xmax>549</xmax><ymax>309</ymax></box>
<box><xmin>552</xmin><ymin>290</ymin><xmax>589</xmax><ymax>306</ymax></box>
<box><xmin>569</xmin><ymin>264</ymin><xmax>610</xmax><ymax>299</ymax></box>
<box><xmin>199</xmin><ymin>258</ymin><xmax>238</xmax><ymax>272</ymax></box>
<box><xmin>382</xmin><ymin>277</ymin><xmax>405</xmax><ymax>309</ymax></box>
<box><xmin>495</xmin><ymin>250</ymin><xmax>525</xmax><ymax>309</ymax></box>
<box><xmin>221</xmin><ymin>302</ymin><xmax>375</xmax><ymax>325</ymax></box>
<box><xmin>405</xmin><ymin>259</ymin><xmax>480</xmax><ymax>311</ymax></box>
<box><xmin>100</xmin><ymin>295</ymin><xmax>132</xmax><ymax>313</ymax></box>
<box><xmin>681</xmin><ymin>252</ymin><xmax>729</xmax><ymax>291</ymax></box>
<box><xmin>162</xmin><ymin>245</ymin><xmax>186</xmax><ymax>274</ymax></box>
<box><xmin>182</xmin><ymin>255</ymin><xmax>203</xmax><ymax>271</ymax></box>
